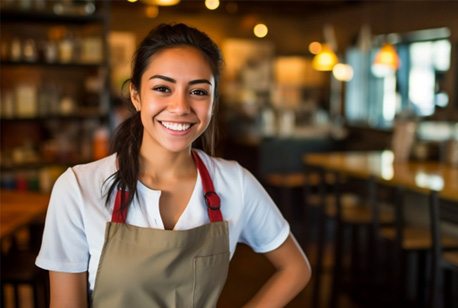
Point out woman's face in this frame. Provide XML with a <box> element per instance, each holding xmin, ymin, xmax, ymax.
<box><xmin>130</xmin><ymin>46</ymin><xmax>215</xmax><ymax>154</ymax></box>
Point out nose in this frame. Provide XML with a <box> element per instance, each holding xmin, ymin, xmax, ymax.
<box><xmin>168</xmin><ymin>92</ymin><xmax>190</xmax><ymax>114</ymax></box>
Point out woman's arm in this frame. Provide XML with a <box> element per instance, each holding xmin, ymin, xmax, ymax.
<box><xmin>243</xmin><ymin>234</ymin><xmax>311</xmax><ymax>307</ymax></box>
<box><xmin>49</xmin><ymin>271</ymin><xmax>88</xmax><ymax>308</ymax></box>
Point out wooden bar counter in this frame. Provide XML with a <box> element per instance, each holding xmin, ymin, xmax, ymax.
<box><xmin>0</xmin><ymin>190</ymin><xmax>50</xmax><ymax>240</ymax></box>
<box><xmin>304</xmin><ymin>150</ymin><xmax>458</xmax><ymax>202</ymax></box>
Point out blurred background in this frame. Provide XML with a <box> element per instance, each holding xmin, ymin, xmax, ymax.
<box><xmin>1</xmin><ymin>0</ymin><xmax>457</xmax><ymax>182</ymax></box>
<box><xmin>1</xmin><ymin>1</ymin><xmax>458</xmax><ymax>307</ymax></box>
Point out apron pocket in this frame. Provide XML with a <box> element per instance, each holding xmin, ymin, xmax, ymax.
<box><xmin>193</xmin><ymin>251</ymin><xmax>230</xmax><ymax>308</ymax></box>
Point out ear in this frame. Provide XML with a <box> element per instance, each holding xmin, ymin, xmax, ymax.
<box><xmin>130</xmin><ymin>83</ymin><xmax>141</xmax><ymax>112</ymax></box>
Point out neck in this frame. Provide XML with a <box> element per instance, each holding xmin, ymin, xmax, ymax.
<box><xmin>138</xmin><ymin>143</ymin><xmax>195</xmax><ymax>187</ymax></box>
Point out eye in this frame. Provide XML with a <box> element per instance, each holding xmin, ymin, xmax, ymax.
<box><xmin>190</xmin><ymin>89</ymin><xmax>209</xmax><ymax>96</ymax></box>
<box><xmin>153</xmin><ymin>86</ymin><xmax>171</xmax><ymax>93</ymax></box>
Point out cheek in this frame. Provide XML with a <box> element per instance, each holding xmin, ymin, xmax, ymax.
<box><xmin>199</xmin><ymin>101</ymin><xmax>214</xmax><ymax>121</ymax></box>
<box><xmin>141</xmin><ymin>96</ymin><xmax>162</xmax><ymax>113</ymax></box>
<box><xmin>139</xmin><ymin>99</ymin><xmax>160</xmax><ymax>122</ymax></box>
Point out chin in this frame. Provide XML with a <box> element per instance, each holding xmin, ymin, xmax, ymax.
<box><xmin>160</xmin><ymin>141</ymin><xmax>194</xmax><ymax>154</ymax></box>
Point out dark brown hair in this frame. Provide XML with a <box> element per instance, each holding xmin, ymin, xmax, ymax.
<box><xmin>105</xmin><ymin>23</ymin><xmax>223</xmax><ymax>210</ymax></box>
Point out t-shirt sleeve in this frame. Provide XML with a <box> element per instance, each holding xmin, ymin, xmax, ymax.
<box><xmin>238</xmin><ymin>167</ymin><xmax>290</xmax><ymax>253</ymax></box>
<box><xmin>35</xmin><ymin>168</ymin><xmax>89</xmax><ymax>273</ymax></box>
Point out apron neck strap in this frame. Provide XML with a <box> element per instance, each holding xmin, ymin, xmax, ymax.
<box><xmin>112</xmin><ymin>190</ymin><xmax>129</xmax><ymax>223</ymax></box>
<box><xmin>112</xmin><ymin>150</ymin><xmax>223</xmax><ymax>223</ymax></box>
<box><xmin>191</xmin><ymin>150</ymin><xmax>223</xmax><ymax>223</ymax></box>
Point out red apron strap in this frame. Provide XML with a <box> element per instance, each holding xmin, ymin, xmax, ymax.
<box><xmin>112</xmin><ymin>189</ymin><xmax>129</xmax><ymax>223</ymax></box>
<box><xmin>111</xmin><ymin>151</ymin><xmax>222</xmax><ymax>223</ymax></box>
<box><xmin>192</xmin><ymin>150</ymin><xmax>223</xmax><ymax>222</ymax></box>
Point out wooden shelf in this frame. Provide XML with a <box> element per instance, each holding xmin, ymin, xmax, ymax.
<box><xmin>0</xmin><ymin>60</ymin><xmax>104</xmax><ymax>68</ymax></box>
<box><xmin>0</xmin><ymin>9</ymin><xmax>105</xmax><ymax>24</ymax></box>
<box><xmin>1</xmin><ymin>111</ymin><xmax>108</xmax><ymax>122</ymax></box>
<box><xmin>1</xmin><ymin>160</ymin><xmax>93</xmax><ymax>171</ymax></box>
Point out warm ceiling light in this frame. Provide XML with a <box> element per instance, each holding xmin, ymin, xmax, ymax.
<box><xmin>308</xmin><ymin>41</ymin><xmax>322</xmax><ymax>55</ymax></box>
<box><xmin>373</xmin><ymin>43</ymin><xmax>400</xmax><ymax>69</ymax></box>
<box><xmin>155</xmin><ymin>0</ymin><xmax>180</xmax><ymax>6</ymax></box>
<box><xmin>253</xmin><ymin>23</ymin><xmax>268</xmax><ymax>38</ymax></box>
<box><xmin>332</xmin><ymin>63</ymin><xmax>354</xmax><ymax>81</ymax></box>
<box><xmin>372</xmin><ymin>43</ymin><xmax>400</xmax><ymax>77</ymax></box>
<box><xmin>145</xmin><ymin>5</ymin><xmax>159</xmax><ymax>18</ymax></box>
<box><xmin>142</xmin><ymin>0</ymin><xmax>180</xmax><ymax>6</ymax></box>
<box><xmin>205</xmin><ymin>0</ymin><xmax>219</xmax><ymax>10</ymax></box>
<box><xmin>127</xmin><ymin>0</ymin><xmax>138</xmax><ymax>2</ymax></box>
<box><xmin>312</xmin><ymin>45</ymin><xmax>338</xmax><ymax>71</ymax></box>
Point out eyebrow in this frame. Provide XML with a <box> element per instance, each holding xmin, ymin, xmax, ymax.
<box><xmin>149</xmin><ymin>74</ymin><xmax>212</xmax><ymax>86</ymax></box>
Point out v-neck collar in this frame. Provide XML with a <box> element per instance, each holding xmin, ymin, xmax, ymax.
<box><xmin>135</xmin><ymin>172</ymin><xmax>201</xmax><ymax>230</ymax></box>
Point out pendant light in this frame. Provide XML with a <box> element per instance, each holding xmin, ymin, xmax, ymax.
<box><xmin>372</xmin><ymin>3</ymin><xmax>400</xmax><ymax>76</ymax></box>
<box><xmin>312</xmin><ymin>44</ymin><xmax>338</xmax><ymax>71</ymax></box>
<box><xmin>312</xmin><ymin>24</ymin><xmax>339</xmax><ymax>71</ymax></box>
<box><xmin>141</xmin><ymin>0</ymin><xmax>180</xmax><ymax>6</ymax></box>
<box><xmin>373</xmin><ymin>42</ymin><xmax>400</xmax><ymax>70</ymax></box>
<box><xmin>372</xmin><ymin>41</ymin><xmax>400</xmax><ymax>77</ymax></box>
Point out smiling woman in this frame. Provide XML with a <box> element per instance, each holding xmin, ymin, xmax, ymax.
<box><xmin>130</xmin><ymin>46</ymin><xmax>215</xmax><ymax>154</ymax></box>
<box><xmin>35</xmin><ymin>23</ymin><xmax>311</xmax><ymax>308</ymax></box>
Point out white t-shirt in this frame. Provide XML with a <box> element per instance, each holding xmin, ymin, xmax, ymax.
<box><xmin>36</xmin><ymin>150</ymin><xmax>290</xmax><ymax>290</ymax></box>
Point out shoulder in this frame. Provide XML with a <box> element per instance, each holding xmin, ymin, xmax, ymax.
<box><xmin>71</xmin><ymin>153</ymin><xmax>117</xmax><ymax>177</ymax></box>
<box><xmin>194</xmin><ymin>149</ymin><xmax>245</xmax><ymax>182</ymax></box>
<box><xmin>70</xmin><ymin>154</ymin><xmax>117</xmax><ymax>187</ymax></box>
<box><xmin>51</xmin><ymin>154</ymin><xmax>117</xmax><ymax>202</ymax></box>
<box><xmin>194</xmin><ymin>149</ymin><xmax>266</xmax><ymax>204</ymax></box>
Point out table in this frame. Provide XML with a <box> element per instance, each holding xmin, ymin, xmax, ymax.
<box><xmin>0</xmin><ymin>190</ymin><xmax>50</xmax><ymax>240</ymax></box>
<box><xmin>303</xmin><ymin>150</ymin><xmax>458</xmax><ymax>308</ymax></box>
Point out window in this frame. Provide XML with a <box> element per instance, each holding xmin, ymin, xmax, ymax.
<box><xmin>345</xmin><ymin>28</ymin><xmax>451</xmax><ymax>129</ymax></box>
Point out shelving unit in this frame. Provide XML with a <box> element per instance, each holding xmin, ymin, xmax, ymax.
<box><xmin>0</xmin><ymin>0</ymin><xmax>111</xmax><ymax>192</ymax></box>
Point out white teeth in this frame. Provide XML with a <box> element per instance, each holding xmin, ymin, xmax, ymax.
<box><xmin>161</xmin><ymin>121</ymin><xmax>191</xmax><ymax>131</ymax></box>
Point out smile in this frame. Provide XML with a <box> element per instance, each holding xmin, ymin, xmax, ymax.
<box><xmin>160</xmin><ymin>121</ymin><xmax>193</xmax><ymax>132</ymax></box>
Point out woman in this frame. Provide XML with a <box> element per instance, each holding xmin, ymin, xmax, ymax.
<box><xmin>36</xmin><ymin>23</ymin><xmax>311</xmax><ymax>307</ymax></box>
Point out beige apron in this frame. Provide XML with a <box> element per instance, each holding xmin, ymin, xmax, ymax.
<box><xmin>92</xmin><ymin>151</ymin><xmax>230</xmax><ymax>308</ymax></box>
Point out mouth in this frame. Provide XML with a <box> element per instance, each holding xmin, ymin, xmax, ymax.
<box><xmin>159</xmin><ymin>120</ymin><xmax>194</xmax><ymax>132</ymax></box>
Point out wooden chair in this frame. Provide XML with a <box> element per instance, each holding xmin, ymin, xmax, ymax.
<box><xmin>428</xmin><ymin>191</ymin><xmax>458</xmax><ymax>308</ymax></box>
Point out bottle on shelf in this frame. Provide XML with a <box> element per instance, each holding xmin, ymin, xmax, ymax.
<box><xmin>1</xmin><ymin>90</ymin><xmax>15</xmax><ymax>118</ymax></box>
<box><xmin>15</xmin><ymin>83</ymin><xmax>38</xmax><ymax>118</ymax></box>
<box><xmin>10</xmin><ymin>37</ymin><xmax>22</xmax><ymax>61</ymax></box>
<box><xmin>92</xmin><ymin>124</ymin><xmax>109</xmax><ymax>160</ymax></box>
<box><xmin>42</xmin><ymin>38</ymin><xmax>58</xmax><ymax>63</ymax></box>
<box><xmin>58</xmin><ymin>32</ymin><xmax>75</xmax><ymax>63</ymax></box>
<box><xmin>22</xmin><ymin>38</ymin><xmax>38</xmax><ymax>62</ymax></box>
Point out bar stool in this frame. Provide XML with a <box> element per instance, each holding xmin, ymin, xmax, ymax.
<box><xmin>1</xmin><ymin>222</ymin><xmax>49</xmax><ymax>308</ymax></box>
<box><xmin>378</xmin><ymin>187</ymin><xmax>458</xmax><ymax>307</ymax></box>
<box><xmin>263</xmin><ymin>172</ymin><xmax>308</xmax><ymax>221</ymax></box>
<box><xmin>428</xmin><ymin>191</ymin><xmax>458</xmax><ymax>308</ymax></box>
<box><xmin>311</xmin><ymin>172</ymin><xmax>395</xmax><ymax>308</ymax></box>
<box><xmin>258</xmin><ymin>137</ymin><xmax>339</xmax><ymax>228</ymax></box>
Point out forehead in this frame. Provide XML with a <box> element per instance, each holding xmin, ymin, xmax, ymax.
<box><xmin>144</xmin><ymin>46</ymin><xmax>213</xmax><ymax>77</ymax></box>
